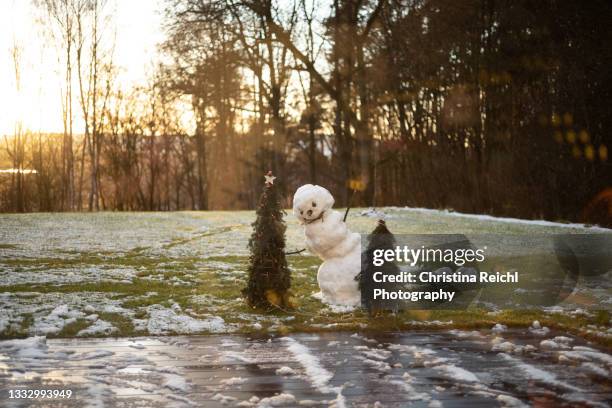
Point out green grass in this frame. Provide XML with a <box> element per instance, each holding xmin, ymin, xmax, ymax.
<box><xmin>1</xmin><ymin>252</ymin><xmax>610</xmax><ymax>345</ymax></box>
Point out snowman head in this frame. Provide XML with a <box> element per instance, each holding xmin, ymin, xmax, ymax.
<box><xmin>293</xmin><ymin>184</ymin><xmax>335</xmax><ymax>224</ymax></box>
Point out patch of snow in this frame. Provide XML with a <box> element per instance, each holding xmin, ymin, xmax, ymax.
<box><xmin>492</xmin><ymin>341</ymin><xmax>517</xmax><ymax>353</ymax></box>
<box><xmin>388</xmin><ymin>343</ymin><xmax>436</xmax><ymax>358</ymax></box>
<box><xmin>491</xmin><ymin>323</ymin><xmax>507</xmax><ymax>333</ymax></box>
<box><xmin>497</xmin><ymin>394</ymin><xmax>528</xmax><ymax>407</ymax></box>
<box><xmin>449</xmin><ymin>329</ymin><xmax>482</xmax><ymax>338</ymax></box>
<box><xmin>580</xmin><ymin>362</ymin><xmax>609</xmax><ymax>377</ymax></box>
<box><xmin>31</xmin><ymin>304</ymin><xmax>85</xmax><ymax>335</ymax></box>
<box><xmin>221</xmin><ymin>351</ymin><xmax>257</xmax><ymax>364</ymax></box>
<box><xmin>257</xmin><ymin>393</ymin><xmax>297</xmax><ymax>407</ymax></box>
<box><xmin>276</xmin><ymin>366</ymin><xmax>296</xmax><ymax>376</ymax></box>
<box><xmin>77</xmin><ymin>319</ymin><xmax>117</xmax><ymax>336</ymax></box>
<box><xmin>0</xmin><ymin>266</ymin><xmax>138</xmax><ymax>286</ymax></box>
<box><xmin>325</xmin><ymin>303</ymin><xmax>356</xmax><ymax>313</ymax></box>
<box><xmin>146</xmin><ymin>305</ymin><xmax>226</xmax><ymax>334</ymax></box>
<box><xmin>355</xmin><ymin>356</ymin><xmax>392</xmax><ymax>372</ymax></box>
<box><xmin>220</xmin><ymin>377</ymin><xmax>246</xmax><ymax>386</ymax></box>
<box><xmin>78</xmin><ymin>350</ymin><xmax>114</xmax><ymax>360</ymax></box>
<box><xmin>423</xmin><ymin>357</ymin><xmax>451</xmax><ymax>367</ymax></box>
<box><xmin>359</xmin><ymin>347</ymin><xmax>392</xmax><ymax>361</ymax></box>
<box><xmin>528</xmin><ymin>321</ymin><xmax>550</xmax><ymax>336</ymax></box>
<box><xmin>399</xmin><ymin>207</ymin><xmax>611</xmax><ymax>231</ymax></box>
<box><xmin>212</xmin><ymin>393</ymin><xmax>237</xmax><ymax>405</ymax></box>
<box><xmin>498</xmin><ymin>353</ymin><xmax>582</xmax><ymax>392</ymax></box>
<box><xmin>385</xmin><ymin>375</ymin><xmax>430</xmax><ymax>401</ymax></box>
<box><xmin>560</xmin><ymin>346</ymin><xmax>612</xmax><ymax>365</ymax></box>
<box><xmin>552</xmin><ymin>336</ymin><xmax>573</xmax><ymax>345</ymax></box>
<box><xmin>349</xmin><ymin>333</ymin><xmax>378</xmax><ymax>343</ymax></box>
<box><xmin>407</xmin><ymin>319</ymin><xmax>454</xmax><ymax>326</ymax></box>
<box><xmin>434</xmin><ymin>364</ymin><xmax>480</xmax><ymax>383</ymax></box>
<box><xmin>0</xmin><ymin>336</ymin><xmax>49</xmax><ymax>359</ymax></box>
<box><xmin>359</xmin><ymin>208</ymin><xmax>394</xmax><ymax>219</ymax></box>
<box><xmin>282</xmin><ymin>337</ymin><xmax>345</xmax><ymax>408</ymax></box>
<box><xmin>539</xmin><ymin>339</ymin><xmax>566</xmax><ymax>350</ymax></box>
<box><xmin>163</xmin><ymin>373</ymin><xmax>190</xmax><ymax>392</ymax></box>
<box><xmin>0</xmin><ymin>317</ymin><xmax>8</xmax><ymax>333</ymax></box>
<box><xmin>298</xmin><ymin>399</ymin><xmax>328</xmax><ymax>406</ymax></box>
<box><xmin>491</xmin><ymin>339</ymin><xmax>535</xmax><ymax>354</ymax></box>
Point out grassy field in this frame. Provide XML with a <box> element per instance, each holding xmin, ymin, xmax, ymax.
<box><xmin>0</xmin><ymin>208</ymin><xmax>610</xmax><ymax>345</ymax></box>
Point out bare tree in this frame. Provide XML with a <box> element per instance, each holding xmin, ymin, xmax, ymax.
<box><xmin>37</xmin><ymin>0</ymin><xmax>78</xmax><ymax>210</ymax></box>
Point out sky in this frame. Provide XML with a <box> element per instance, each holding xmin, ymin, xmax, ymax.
<box><xmin>0</xmin><ymin>0</ymin><xmax>165</xmax><ymax>135</ymax></box>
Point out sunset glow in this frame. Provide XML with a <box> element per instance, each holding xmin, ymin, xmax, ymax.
<box><xmin>0</xmin><ymin>0</ymin><xmax>164</xmax><ymax>135</ymax></box>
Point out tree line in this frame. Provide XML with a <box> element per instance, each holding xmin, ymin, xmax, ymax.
<box><xmin>1</xmin><ymin>0</ymin><xmax>610</xmax><ymax>226</ymax></box>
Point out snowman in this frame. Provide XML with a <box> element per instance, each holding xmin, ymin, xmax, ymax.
<box><xmin>292</xmin><ymin>184</ymin><xmax>361</xmax><ymax>306</ymax></box>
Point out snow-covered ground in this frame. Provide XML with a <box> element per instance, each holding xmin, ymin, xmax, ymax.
<box><xmin>0</xmin><ymin>208</ymin><xmax>610</xmax><ymax>339</ymax></box>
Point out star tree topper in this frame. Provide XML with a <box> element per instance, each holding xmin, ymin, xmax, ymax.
<box><xmin>264</xmin><ymin>171</ymin><xmax>276</xmax><ymax>185</ymax></box>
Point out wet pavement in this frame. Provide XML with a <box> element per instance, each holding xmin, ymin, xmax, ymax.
<box><xmin>1</xmin><ymin>330</ymin><xmax>611</xmax><ymax>407</ymax></box>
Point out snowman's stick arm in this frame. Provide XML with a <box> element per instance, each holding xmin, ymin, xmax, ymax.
<box><xmin>343</xmin><ymin>188</ymin><xmax>356</xmax><ymax>222</ymax></box>
<box><xmin>285</xmin><ymin>248</ymin><xmax>306</xmax><ymax>255</ymax></box>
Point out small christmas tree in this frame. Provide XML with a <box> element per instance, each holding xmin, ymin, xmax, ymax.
<box><xmin>359</xmin><ymin>219</ymin><xmax>401</xmax><ymax>315</ymax></box>
<box><xmin>243</xmin><ymin>171</ymin><xmax>292</xmax><ymax>309</ymax></box>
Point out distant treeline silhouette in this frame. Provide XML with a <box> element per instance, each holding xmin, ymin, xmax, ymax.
<box><xmin>1</xmin><ymin>0</ymin><xmax>610</xmax><ymax>227</ymax></box>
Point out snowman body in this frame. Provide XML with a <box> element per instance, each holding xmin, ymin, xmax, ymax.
<box><xmin>293</xmin><ymin>185</ymin><xmax>361</xmax><ymax>306</ymax></box>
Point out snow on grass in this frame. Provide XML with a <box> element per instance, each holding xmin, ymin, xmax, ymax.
<box><xmin>1</xmin><ymin>210</ymin><xmax>610</xmax><ymax>339</ymax></box>
<box><xmin>394</xmin><ymin>207</ymin><xmax>611</xmax><ymax>231</ymax></box>
<box><xmin>77</xmin><ymin>319</ymin><xmax>117</xmax><ymax>337</ymax></box>
<box><xmin>282</xmin><ymin>337</ymin><xmax>346</xmax><ymax>408</ymax></box>
<box><xmin>146</xmin><ymin>304</ymin><xmax>227</xmax><ymax>335</ymax></box>
<box><xmin>0</xmin><ymin>291</ymin><xmax>139</xmax><ymax>337</ymax></box>
<box><xmin>31</xmin><ymin>304</ymin><xmax>85</xmax><ymax>335</ymax></box>
<box><xmin>0</xmin><ymin>266</ymin><xmax>138</xmax><ymax>286</ymax></box>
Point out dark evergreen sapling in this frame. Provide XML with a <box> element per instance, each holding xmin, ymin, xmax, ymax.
<box><xmin>243</xmin><ymin>171</ymin><xmax>292</xmax><ymax>308</ymax></box>
<box><xmin>359</xmin><ymin>219</ymin><xmax>401</xmax><ymax>315</ymax></box>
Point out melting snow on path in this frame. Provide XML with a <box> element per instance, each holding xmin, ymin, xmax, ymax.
<box><xmin>281</xmin><ymin>337</ymin><xmax>346</xmax><ymax>408</ymax></box>
<box><xmin>0</xmin><ymin>336</ymin><xmax>194</xmax><ymax>407</ymax></box>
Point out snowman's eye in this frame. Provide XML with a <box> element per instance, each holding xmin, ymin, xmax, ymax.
<box><xmin>312</xmin><ymin>202</ymin><xmax>317</xmax><ymax>207</ymax></box>
<box><xmin>300</xmin><ymin>210</ymin><xmax>303</xmax><ymax>215</ymax></box>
